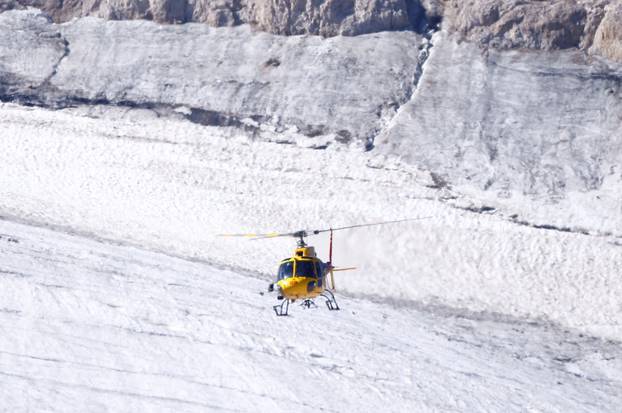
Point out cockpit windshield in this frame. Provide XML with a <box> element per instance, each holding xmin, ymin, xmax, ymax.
<box><xmin>295</xmin><ymin>260</ymin><xmax>317</xmax><ymax>278</ymax></box>
<box><xmin>277</xmin><ymin>261</ymin><xmax>294</xmax><ymax>280</ymax></box>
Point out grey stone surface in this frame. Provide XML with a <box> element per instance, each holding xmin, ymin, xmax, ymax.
<box><xmin>0</xmin><ymin>9</ymin><xmax>423</xmax><ymax>143</ymax></box>
<box><xmin>0</xmin><ymin>9</ymin><xmax>67</xmax><ymax>98</ymax></box>
<box><xmin>443</xmin><ymin>0</ymin><xmax>596</xmax><ymax>49</ymax></box>
<box><xmin>0</xmin><ymin>0</ymin><xmax>24</xmax><ymax>13</ymax></box>
<box><xmin>377</xmin><ymin>32</ymin><xmax>622</xmax><ymax>203</ymax></box>
<box><xmin>590</xmin><ymin>2</ymin><xmax>622</xmax><ymax>63</ymax></box>
<box><xmin>5</xmin><ymin>0</ymin><xmax>622</xmax><ymax>64</ymax></box>
<box><xmin>436</xmin><ymin>0</ymin><xmax>622</xmax><ymax>63</ymax></box>
<box><xmin>8</xmin><ymin>0</ymin><xmax>427</xmax><ymax>35</ymax></box>
<box><xmin>1</xmin><ymin>9</ymin><xmax>620</xmax><ymax>229</ymax></box>
<box><xmin>246</xmin><ymin>0</ymin><xmax>422</xmax><ymax>36</ymax></box>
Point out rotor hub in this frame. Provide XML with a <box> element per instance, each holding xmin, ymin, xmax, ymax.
<box><xmin>294</xmin><ymin>231</ymin><xmax>308</xmax><ymax>247</ymax></box>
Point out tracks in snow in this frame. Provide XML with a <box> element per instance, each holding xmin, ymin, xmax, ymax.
<box><xmin>1</xmin><ymin>218</ymin><xmax>621</xmax><ymax>412</ymax></box>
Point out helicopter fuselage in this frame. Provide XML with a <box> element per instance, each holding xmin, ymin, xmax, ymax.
<box><xmin>273</xmin><ymin>246</ymin><xmax>327</xmax><ymax>300</ymax></box>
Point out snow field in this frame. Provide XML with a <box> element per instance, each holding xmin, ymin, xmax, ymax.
<box><xmin>0</xmin><ymin>103</ymin><xmax>621</xmax><ymax>341</ymax></box>
<box><xmin>1</xmin><ymin>218</ymin><xmax>622</xmax><ymax>412</ymax></box>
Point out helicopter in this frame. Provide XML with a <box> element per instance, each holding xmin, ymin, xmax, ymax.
<box><xmin>220</xmin><ymin>218</ymin><xmax>429</xmax><ymax>316</ymax></box>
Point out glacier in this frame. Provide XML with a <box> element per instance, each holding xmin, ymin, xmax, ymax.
<box><xmin>0</xmin><ymin>5</ymin><xmax>621</xmax><ymax>411</ymax></box>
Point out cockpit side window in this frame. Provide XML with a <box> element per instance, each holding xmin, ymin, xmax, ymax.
<box><xmin>295</xmin><ymin>260</ymin><xmax>317</xmax><ymax>278</ymax></box>
<box><xmin>278</xmin><ymin>261</ymin><xmax>293</xmax><ymax>280</ymax></box>
<box><xmin>314</xmin><ymin>261</ymin><xmax>323</xmax><ymax>278</ymax></box>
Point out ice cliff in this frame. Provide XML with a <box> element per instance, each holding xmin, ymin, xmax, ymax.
<box><xmin>0</xmin><ymin>1</ymin><xmax>621</xmax><ymax>233</ymax></box>
<box><xmin>376</xmin><ymin>32</ymin><xmax>622</xmax><ymax>233</ymax></box>
<box><xmin>0</xmin><ymin>9</ymin><xmax>424</xmax><ymax>147</ymax></box>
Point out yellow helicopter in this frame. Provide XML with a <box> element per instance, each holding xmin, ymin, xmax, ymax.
<box><xmin>221</xmin><ymin>219</ymin><xmax>428</xmax><ymax>316</ymax></box>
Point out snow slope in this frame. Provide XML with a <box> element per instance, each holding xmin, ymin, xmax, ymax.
<box><xmin>1</xmin><ymin>103</ymin><xmax>621</xmax><ymax>341</ymax></box>
<box><xmin>2</xmin><ymin>217</ymin><xmax>622</xmax><ymax>412</ymax></box>
<box><xmin>377</xmin><ymin>32</ymin><xmax>622</xmax><ymax>234</ymax></box>
<box><xmin>1</xmin><ymin>9</ymin><xmax>619</xmax><ymax>237</ymax></box>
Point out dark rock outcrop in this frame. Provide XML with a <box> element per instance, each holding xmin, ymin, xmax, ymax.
<box><xmin>8</xmin><ymin>0</ymin><xmax>428</xmax><ymax>35</ymax></box>
<box><xmin>440</xmin><ymin>0</ymin><xmax>607</xmax><ymax>50</ymax></box>
<box><xmin>429</xmin><ymin>0</ymin><xmax>622</xmax><ymax>62</ymax></box>
<box><xmin>4</xmin><ymin>0</ymin><xmax>622</xmax><ymax>63</ymax></box>
<box><xmin>590</xmin><ymin>2</ymin><xmax>622</xmax><ymax>62</ymax></box>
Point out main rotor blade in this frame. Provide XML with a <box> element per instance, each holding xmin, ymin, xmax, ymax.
<box><xmin>218</xmin><ymin>232</ymin><xmax>286</xmax><ymax>238</ymax></box>
<box><xmin>331</xmin><ymin>267</ymin><xmax>357</xmax><ymax>272</ymax></box>
<box><xmin>309</xmin><ymin>217</ymin><xmax>432</xmax><ymax>235</ymax></box>
<box><xmin>219</xmin><ymin>230</ymin><xmax>306</xmax><ymax>241</ymax></box>
<box><xmin>249</xmin><ymin>232</ymin><xmax>298</xmax><ymax>240</ymax></box>
<box><xmin>219</xmin><ymin>217</ymin><xmax>432</xmax><ymax>241</ymax></box>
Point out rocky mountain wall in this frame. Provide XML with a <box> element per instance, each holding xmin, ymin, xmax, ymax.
<box><xmin>0</xmin><ymin>9</ymin><xmax>424</xmax><ymax>145</ymax></box>
<box><xmin>3</xmin><ymin>0</ymin><xmax>428</xmax><ymax>35</ymax></box>
<box><xmin>591</xmin><ymin>2</ymin><xmax>622</xmax><ymax>62</ymax></box>
<box><xmin>439</xmin><ymin>0</ymin><xmax>622</xmax><ymax>61</ymax></box>
<box><xmin>2</xmin><ymin>0</ymin><xmax>621</xmax><ymax>64</ymax></box>
<box><xmin>377</xmin><ymin>32</ymin><xmax>622</xmax><ymax>231</ymax></box>
<box><xmin>0</xmin><ymin>6</ymin><xmax>620</xmax><ymax>232</ymax></box>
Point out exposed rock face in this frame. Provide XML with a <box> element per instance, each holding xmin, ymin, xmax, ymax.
<box><xmin>0</xmin><ymin>9</ymin><xmax>424</xmax><ymax>144</ymax></box>
<box><xmin>590</xmin><ymin>2</ymin><xmax>622</xmax><ymax>62</ymax></box>
<box><xmin>443</xmin><ymin>0</ymin><xmax>595</xmax><ymax>49</ymax></box>
<box><xmin>0</xmin><ymin>8</ymin><xmax>620</xmax><ymax>231</ymax></box>
<box><xmin>186</xmin><ymin>0</ymin><xmax>244</xmax><ymax>26</ymax></box>
<box><xmin>247</xmin><ymin>0</ymin><xmax>423</xmax><ymax>36</ymax></box>
<box><xmin>9</xmin><ymin>0</ymin><xmax>427</xmax><ymax>35</ymax></box>
<box><xmin>0</xmin><ymin>0</ymin><xmax>24</xmax><ymax>13</ymax></box>
<box><xmin>0</xmin><ymin>9</ymin><xmax>67</xmax><ymax>95</ymax></box>
<box><xmin>5</xmin><ymin>0</ymin><xmax>622</xmax><ymax>63</ymax></box>
<box><xmin>431</xmin><ymin>0</ymin><xmax>622</xmax><ymax>62</ymax></box>
<box><xmin>377</xmin><ymin>32</ymin><xmax>622</xmax><ymax>230</ymax></box>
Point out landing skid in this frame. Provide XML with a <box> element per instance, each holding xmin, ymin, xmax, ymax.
<box><xmin>273</xmin><ymin>299</ymin><xmax>290</xmax><ymax>316</ymax></box>
<box><xmin>321</xmin><ymin>290</ymin><xmax>340</xmax><ymax>311</ymax></box>
<box><xmin>273</xmin><ymin>292</ymin><xmax>339</xmax><ymax>316</ymax></box>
